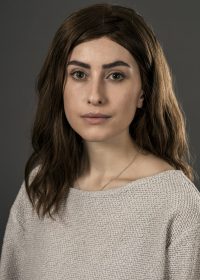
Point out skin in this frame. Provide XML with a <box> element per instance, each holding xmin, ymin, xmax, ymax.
<box><xmin>63</xmin><ymin>36</ymin><xmax>174</xmax><ymax>190</ymax></box>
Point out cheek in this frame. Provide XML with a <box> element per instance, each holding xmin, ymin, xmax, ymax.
<box><xmin>63</xmin><ymin>88</ymin><xmax>77</xmax><ymax>122</ymax></box>
<box><xmin>63</xmin><ymin>87</ymin><xmax>85</xmax><ymax>135</ymax></box>
<box><xmin>63</xmin><ymin>81</ymin><xmax>82</xmax><ymax>111</ymax></box>
<box><xmin>117</xmin><ymin>93</ymin><xmax>138</xmax><ymax>121</ymax></box>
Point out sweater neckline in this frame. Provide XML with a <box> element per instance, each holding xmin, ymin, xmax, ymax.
<box><xmin>69</xmin><ymin>169</ymin><xmax>184</xmax><ymax>197</ymax></box>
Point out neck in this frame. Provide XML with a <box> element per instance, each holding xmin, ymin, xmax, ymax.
<box><xmin>83</xmin><ymin>132</ymin><xmax>140</xmax><ymax>179</ymax></box>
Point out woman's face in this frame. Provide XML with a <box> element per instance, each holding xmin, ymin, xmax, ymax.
<box><xmin>63</xmin><ymin>36</ymin><xmax>144</xmax><ymax>142</ymax></box>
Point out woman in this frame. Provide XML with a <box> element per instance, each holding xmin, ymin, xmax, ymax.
<box><xmin>1</xmin><ymin>3</ymin><xmax>200</xmax><ymax>279</ymax></box>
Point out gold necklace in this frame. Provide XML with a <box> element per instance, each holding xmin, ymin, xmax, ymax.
<box><xmin>75</xmin><ymin>147</ymin><xmax>140</xmax><ymax>191</ymax></box>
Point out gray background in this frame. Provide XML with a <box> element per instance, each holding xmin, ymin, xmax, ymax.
<box><xmin>0</xmin><ymin>0</ymin><xmax>200</xmax><ymax>251</ymax></box>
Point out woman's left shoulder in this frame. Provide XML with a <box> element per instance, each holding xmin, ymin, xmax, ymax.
<box><xmin>138</xmin><ymin>151</ymin><xmax>200</xmax><ymax>197</ymax></box>
<box><xmin>135</xmin><ymin>151</ymin><xmax>176</xmax><ymax>179</ymax></box>
<box><xmin>139</xmin><ymin>152</ymin><xmax>175</xmax><ymax>171</ymax></box>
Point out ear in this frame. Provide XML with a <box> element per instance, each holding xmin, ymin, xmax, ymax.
<box><xmin>137</xmin><ymin>90</ymin><xmax>144</xmax><ymax>108</ymax></box>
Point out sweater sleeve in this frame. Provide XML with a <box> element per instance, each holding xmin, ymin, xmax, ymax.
<box><xmin>166</xmin><ymin>223</ymin><xmax>200</xmax><ymax>279</ymax></box>
<box><xmin>0</xmin><ymin>204</ymin><xmax>26</xmax><ymax>280</ymax></box>
<box><xmin>0</xmin><ymin>166</ymin><xmax>40</xmax><ymax>279</ymax></box>
<box><xmin>165</xmin><ymin>175</ymin><xmax>200</xmax><ymax>280</ymax></box>
<box><xmin>0</xmin><ymin>181</ymin><xmax>28</xmax><ymax>280</ymax></box>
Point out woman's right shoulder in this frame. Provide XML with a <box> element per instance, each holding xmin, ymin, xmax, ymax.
<box><xmin>10</xmin><ymin>165</ymin><xmax>41</xmax><ymax>220</ymax></box>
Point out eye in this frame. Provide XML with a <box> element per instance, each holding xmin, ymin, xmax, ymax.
<box><xmin>69</xmin><ymin>70</ymin><xmax>126</xmax><ymax>81</ymax></box>
<box><xmin>70</xmin><ymin>70</ymin><xmax>87</xmax><ymax>80</ymax></box>
<box><xmin>108</xmin><ymin>72</ymin><xmax>125</xmax><ymax>81</ymax></box>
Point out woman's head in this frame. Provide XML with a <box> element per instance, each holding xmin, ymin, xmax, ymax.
<box><xmin>63</xmin><ymin>36</ymin><xmax>144</xmax><ymax>143</ymax></box>
<box><xmin>38</xmin><ymin>3</ymin><xmax>156</xmax><ymax>137</ymax></box>
<box><xmin>36</xmin><ymin>3</ymin><xmax>180</xmax><ymax>150</ymax></box>
<box><xmin>25</xmin><ymin>3</ymin><xmax>196</xmax><ymax>220</ymax></box>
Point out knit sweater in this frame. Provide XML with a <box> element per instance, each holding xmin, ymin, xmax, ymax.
<box><xmin>1</xmin><ymin>168</ymin><xmax>200</xmax><ymax>280</ymax></box>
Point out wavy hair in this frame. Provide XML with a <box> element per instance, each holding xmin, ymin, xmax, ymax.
<box><xmin>24</xmin><ymin>2</ymin><xmax>197</xmax><ymax>220</ymax></box>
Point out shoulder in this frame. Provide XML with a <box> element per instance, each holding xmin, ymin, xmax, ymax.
<box><xmin>135</xmin><ymin>155</ymin><xmax>200</xmax><ymax>246</ymax></box>
<box><xmin>10</xmin><ymin>165</ymin><xmax>41</xmax><ymax>223</ymax></box>
<box><xmin>161</xmin><ymin>171</ymin><xmax>200</xmax><ymax>246</ymax></box>
<box><xmin>144</xmin><ymin>153</ymin><xmax>175</xmax><ymax>171</ymax></box>
<box><xmin>137</xmin><ymin>152</ymin><xmax>200</xmax><ymax>202</ymax></box>
<box><xmin>131</xmin><ymin>150</ymin><xmax>176</xmax><ymax>181</ymax></box>
<box><xmin>139</xmin><ymin>151</ymin><xmax>200</xmax><ymax>195</ymax></box>
<box><xmin>132</xmin><ymin>150</ymin><xmax>200</xmax><ymax>216</ymax></box>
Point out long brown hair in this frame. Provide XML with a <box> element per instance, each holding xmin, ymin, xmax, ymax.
<box><xmin>24</xmin><ymin>3</ymin><xmax>197</xmax><ymax>220</ymax></box>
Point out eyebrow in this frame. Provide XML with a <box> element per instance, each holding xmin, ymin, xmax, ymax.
<box><xmin>66</xmin><ymin>60</ymin><xmax>131</xmax><ymax>69</ymax></box>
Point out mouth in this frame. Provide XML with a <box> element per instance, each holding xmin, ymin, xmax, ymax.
<box><xmin>81</xmin><ymin>113</ymin><xmax>111</xmax><ymax>118</ymax></box>
<box><xmin>82</xmin><ymin>116</ymin><xmax>111</xmax><ymax>124</ymax></box>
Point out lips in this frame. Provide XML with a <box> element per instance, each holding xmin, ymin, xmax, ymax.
<box><xmin>81</xmin><ymin>112</ymin><xmax>111</xmax><ymax>118</ymax></box>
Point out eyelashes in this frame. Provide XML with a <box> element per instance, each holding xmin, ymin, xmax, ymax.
<box><xmin>69</xmin><ymin>70</ymin><xmax>126</xmax><ymax>82</ymax></box>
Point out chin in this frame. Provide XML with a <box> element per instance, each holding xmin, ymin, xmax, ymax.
<box><xmin>79</xmin><ymin>131</ymin><xmax>120</xmax><ymax>143</ymax></box>
<box><xmin>81</xmin><ymin>136</ymin><xmax>110</xmax><ymax>143</ymax></box>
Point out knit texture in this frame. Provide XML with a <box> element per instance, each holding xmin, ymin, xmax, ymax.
<box><xmin>1</xmin><ymin>168</ymin><xmax>200</xmax><ymax>280</ymax></box>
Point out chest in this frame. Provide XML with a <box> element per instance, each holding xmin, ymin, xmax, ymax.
<box><xmin>23</xmin><ymin>201</ymin><xmax>169</xmax><ymax>280</ymax></box>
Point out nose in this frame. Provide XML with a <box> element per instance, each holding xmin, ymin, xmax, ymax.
<box><xmin>87</xmin><ymin>76</ymin><xmax>107</xmax><ymax>105</ymax></box>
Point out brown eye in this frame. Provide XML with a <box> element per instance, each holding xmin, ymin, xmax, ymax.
<box><xmin>108</xmin><ymin>72</ymin><xmax>125</xmax><ymax>81</ymax></box>
<box><xmin>70</xmin><ymin>71</ymin><xmax>87</xmax><ymax>80</ymax></box>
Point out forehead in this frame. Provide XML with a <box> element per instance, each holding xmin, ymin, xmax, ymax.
<box><xmin>67</xmin><ymin>37</ymin><xmax>138</xmax><ymax>68</ymax></box>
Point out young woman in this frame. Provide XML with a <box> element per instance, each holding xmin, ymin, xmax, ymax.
<box><xmin>1</xmin><ymin>3</ymin><xmax>200</xmax><ymax>280</ymax></box>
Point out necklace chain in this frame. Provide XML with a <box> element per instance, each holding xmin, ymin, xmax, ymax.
<box><xmin>76</xmin><ymin>147</ymin><xmax>140</xmax><ymax>191</ymax></box>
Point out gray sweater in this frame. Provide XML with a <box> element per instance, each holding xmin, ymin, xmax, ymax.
<box><xmin>1</xmin><ymin>168</ymin><xmax>200</xmax><ymax>280</ymax></box>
